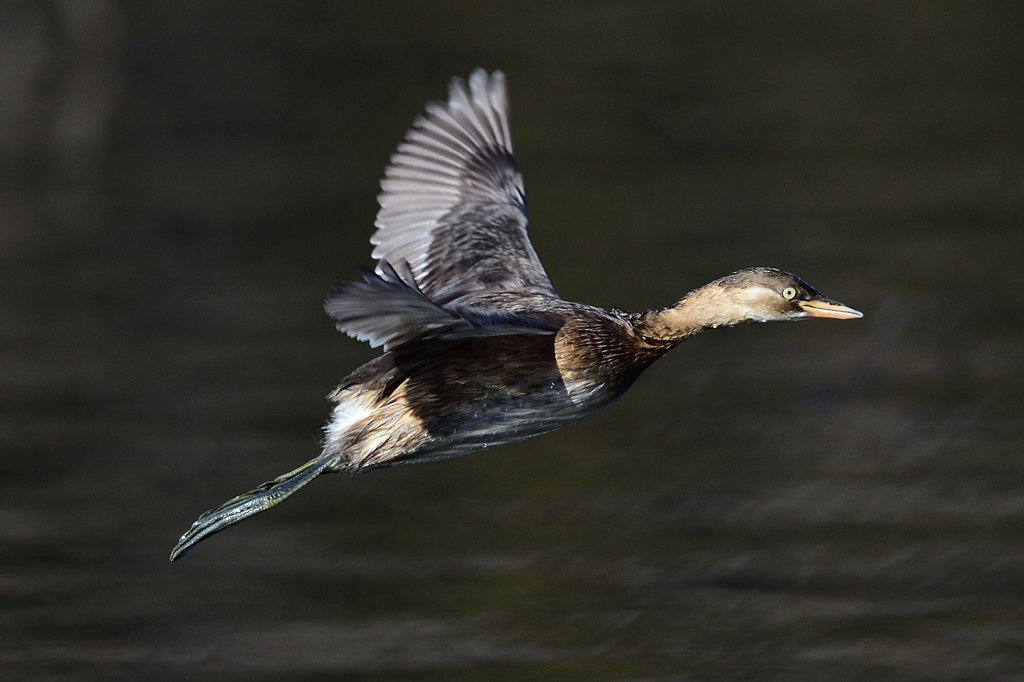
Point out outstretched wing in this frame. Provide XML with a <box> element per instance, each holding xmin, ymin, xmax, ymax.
<box><xmin>371</xmin><ymin>69</ymin><xmax>557</xmax><ymax>306</ymax></box>
<box><xmin>325</xmin><ymin>261</ymin><xmax>558</xmax><ymax>353</ymax></box>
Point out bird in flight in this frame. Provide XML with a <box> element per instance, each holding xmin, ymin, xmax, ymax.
<box><xmin>170</xmin><ymin>69</ymin><xmax>861</xmax><ymax>560</ymax></box>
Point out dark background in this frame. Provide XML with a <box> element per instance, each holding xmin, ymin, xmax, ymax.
<box><xmin>3</xmin><ymin>1</ymin><xmax>1023</xmax><ymax>679</ymax></box>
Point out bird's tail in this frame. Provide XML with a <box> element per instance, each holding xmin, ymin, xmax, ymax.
<box><xmin>169</xmin><ymin>453</ymin><xmax>337</xmax><ymax>561</ymax></box>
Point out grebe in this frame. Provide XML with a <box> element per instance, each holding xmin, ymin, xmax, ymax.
<box><xmin>170</xmin><ymin>70</ymin><xmax>861</xmax><ymax>560</ymax></box>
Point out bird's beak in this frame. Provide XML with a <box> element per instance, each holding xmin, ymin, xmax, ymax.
<box><xmin>798</xmin><ymin>299</ymin><xmax>863</xmax><ymax>320</ymax></box>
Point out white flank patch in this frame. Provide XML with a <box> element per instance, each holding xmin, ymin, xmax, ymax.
<box><xmin>324</xmin><ymin>393</ymin><xmax>374</xmax><ymax>447</ymax></box>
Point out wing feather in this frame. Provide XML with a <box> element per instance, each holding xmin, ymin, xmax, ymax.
<box><xmin>370</xmin><ymin>69</ymin><xmax>557</xmax><ymax>305</ymax></box>
<box><xmin>325</xmin><ymin>261</ymin><xmax>558</xmax><ymax>353</ymax></box>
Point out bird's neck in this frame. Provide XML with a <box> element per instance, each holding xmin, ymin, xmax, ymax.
<box><xmin>633</xmin><ymin>284</ymin><xmax>754</xmax><ymax>346</ymax></box>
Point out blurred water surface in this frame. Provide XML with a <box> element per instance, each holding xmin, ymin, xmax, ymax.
<box><xmin>2</xmin><ymin>2</ymin><xmax>1024</xmax><ymax>680</ymax></box>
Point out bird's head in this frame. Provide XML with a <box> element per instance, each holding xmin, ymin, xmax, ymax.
<box><xmin>698</xmin><ymin>267</ymin><xmax>863</xmax><ymax>325</ymax></box>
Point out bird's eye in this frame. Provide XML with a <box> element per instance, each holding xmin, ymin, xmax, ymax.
<box><xmin>782</xmin><ymin>287</ymin><xmax>797</xmax><ymax>300</ymax></box>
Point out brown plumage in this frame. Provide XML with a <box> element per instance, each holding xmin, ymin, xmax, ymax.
<box><xmin>170</xmin><ymin>70</ymin><xmax>861</xmax><ymax>560</ymax></box>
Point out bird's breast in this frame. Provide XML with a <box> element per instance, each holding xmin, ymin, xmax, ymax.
<box><xmin>553</xmin><ymin>315</ymin><xmax>659</xmax><ymax>411</ymax></box>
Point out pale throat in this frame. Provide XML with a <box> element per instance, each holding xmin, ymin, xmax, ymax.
<box><xmin>638</xmin><ymin>285</ymin><xmax>779</xmax><ymax>343</ymax></box>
